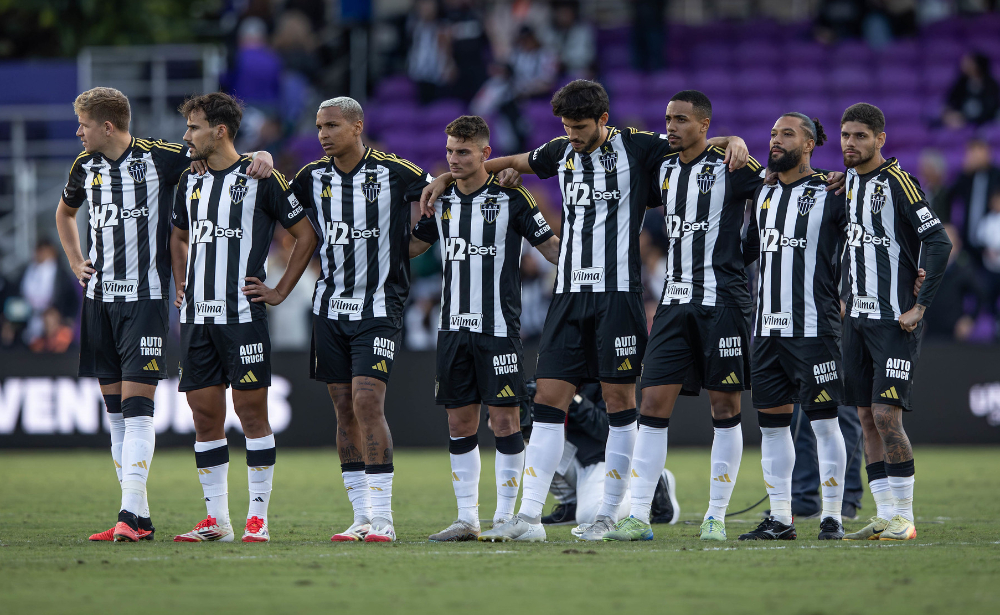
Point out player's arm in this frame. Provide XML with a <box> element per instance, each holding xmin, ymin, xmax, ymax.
<box><xmin>55</xmin><ymin>198</ymin><xmax>95</xmax><ymax>287</ymax></box>
<box><xmin>742</xmin><ymin>202</ymin><xmax>760</xmax><ymax>267</ymax></box>
<box><xmin>535</xmin><ymin>236</ymin><xmax>560</xmax><ymax>265</ymax></box>
<box><xmin>170</xmin><ymin>226</ymin><xmax>189</xmax><ymax>309</ymax></box>
<box><xmin>244</xmin><ymin>150</ymin><xmax>274</xmax><ymax>179</ymax></box>
<box><xmin>244</xmin><ymin>217</ymin><xmax>317</xmax><ymax>305</ymax></box>
<box><xmin>707</xmin><ymin>135</ymin><xmax>748</xmax><ymax>171</ymax></box>
<box><xmin>409</xmin><ymin>214</ymin><xmax>439</xmax><ymax>258</ymax></box>
<box><xmin>410</xmin><ymin>236</ymin><xmax>433</xmax><ymax>258</ymax></box>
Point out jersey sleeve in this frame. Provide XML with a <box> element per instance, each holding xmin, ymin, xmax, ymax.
<box><xmin>511</xmin><ymin>187</ymin><xmax>554</xmax><ymax>246</ymax></box>
<box><xmin>729</xmin><ymin>156</ymin><xmax>766</xmax><ymax>200</ymax></box>
<box><xmin>742</xmin><ymin>185</ymin><xmax>763</xmax><ymax>266</ymax></box>
<box><xmin>150</xmin><ymin>140</ymin><xmax>191</xmax><ymax>185</ymax></box>
<box><xmin>62</xmin><ymin>152</ymin><xmax>89</xmax><ymax>208</ymax></box>
<box><xmin>268</xmin><ymin>170</ymin><xmax>309</xmax><ymax>229</ymax></box>
<box><xmin>171</xmin><ymin>171</ymin><xmax>191</xmax><ymax>230</ymax></box>
<box><xmin>393</xmin><ymin>157</ymin><xmax>433</xmax><ymax>202</ymax></box>
<box><xmin>527</xmin><ymin>137</ymin><xmax>569</xmax><ymax>179</ymax></box>
<box><xmin>411</xmin><ymin>215</ymin><xmax>440</xmax><ymax>244</ymax></box>
<box><xmin>889</xmin><ymin>168</ymin><xmax>944</xmax><ymax>240</ymax></box>
<box><xmin>291</xmin><ymin>162</ymin><xmax>318</xmax><ymax>210</ymax></box>
<box><xmin>627</xmin><ymin>129</ymin><xmax>674</xmax><ymax>173</ymax></box>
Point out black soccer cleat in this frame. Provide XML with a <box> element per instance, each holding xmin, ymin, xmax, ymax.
<box><xmin>541</xmin><ymin>502</ymin><xmax>577</xmax><ymax>525</ymax></box>
<box><xmin>650</xmin><ymin>469</ymin><xmax>679</xmax><ymax>524</ymax></box>
<box><xmin>138</xmin><ymin>516</ymin><xmax>156</xmax><ymax>541</ymax></box>
<box><xmin>738</xmin><ymin>516</ymin><xmax>797</xmax><ymax>541</ymax></box>
<box><xmin>817</xmin><ymin>516</ymin><xmax>845</xmax><ymax>540</ymax></box>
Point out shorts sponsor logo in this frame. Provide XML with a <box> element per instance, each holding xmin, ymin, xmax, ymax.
<box><xmin>449</xmin><ymin>313</ymin><xmax>482</xmax><ymax>330</ymax></box>
<box><xmin>813</xmin><ymin>361</ymin><xmax>838</xmax><ymax>384</ymax></box>
<box><xmin>761</xmin><ymin>312</ymin><xmax>791</xmax><ymax>330</ymax></box>
<box><xmin>102</xmin><ymin>279</ymin><xmax>138</xmax><ymax>297</ymax></box>
<box><xmin>759</xmin><ymin>228</ymin><xmax>807</xmax><ymax>251</ymax></box>
<box><xmin>329</xmin><ymin>297</ymin><xmax>364</xmax><ymax>315</ymax></box>
<box><xmin>615</xmin><ymin>335</ymin><xmax>637</xmax><ymax>357</ymax></box>
<box><xmin>140</xmin><ymin>336</ymin><xmax>163</xmax><ymax>357</ymax></box>
<box><xmin>853</xmin><ymin>296</ymin><xmax>878</xmax><ymax>313</ymax></box>
<box><xmin>571</xmin><ymin>267</ymin><xmax>604</xmax><ymax>285</ymax></box>
<box><xmin>493</xmin><ymin>353</ymin><xmax>519</xmax><ymax>375</ymax></box>
<box><xmin>497</xmin><ymin>384</ymin><xmax>517</xmax><ymax>398</ymax></box>
<box><xmin>665</xmin><ymin>215</ymin><xmax>710</xmax><ymax>238</ymax></box>
<box><xmin>373</xmin><ymin>337</ymin><xmax>395</xmax><ymax>360</ymax></box>
<box><xmin>885</xmin><ymin>358</ymin><xmax>911</xmax><ymax>380</ymax></box>
<box><xmin>372</xmin><ymin>360</ymin><xmax>389</xmax><ymax>373</ymax></box>
<box><xmin>662</xmin><ymin>282</ymin><xmax>692</xmax><ymax>301</ymax></box>
<box><xmin>195</xmin><ymin>300</ymin><xmax>226</xmax><ymax>317</ymax></box>
<box><xmin>240</xmin><ymin>343</ymin><xmax>265</xmax><ymax>365</ymax></box>
<box><xmin>719</xmin><ymin>336</ymin><xmax>742</xmax><ymax>357</ymax></box>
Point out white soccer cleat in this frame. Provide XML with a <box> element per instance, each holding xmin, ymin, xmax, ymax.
<box><xmin>571</xmin><ymin>523</ymin><xmax>591</xmax><ymax>539</ymax></box>
<box><xmin>331</xmin><ymin>520</ymin><xmax>371</xmax><ymax>542</ymax></box>
<box><xmin>173</xmin><ymin>516</ymin><xmax>235</xmax><ymax>542</ymax></box>
<box><xmin>577</xmin><ymin>516</ymin><xmax>615</xmax><ymax>541</ymax></box>
<box><xmin>242</xmin><ymin>516</ymin><xmax>270</xmax><ymax>542</ymax></box>
<box><xmin>478</xmin><ymin>515</ymin><xmax>545</xmax><ymax>542</ymax></box>
<box><xmin>364</xmin><ymin>519</ymin><xmax>396</xmax><ymax>543</ymax></box>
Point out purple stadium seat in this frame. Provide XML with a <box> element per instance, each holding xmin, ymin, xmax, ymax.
<box><xmin>787</xmin><ymin>97</ymin><xmax>833</xmax><ymax>119</ymax></box>
<box><xmin>923</xmin><ymin>65</ymin><xmax>957</xmax><ymax>95</ymax></box>
<box><xmin>833</xmin><ymin>41</ymin><xmax>874</xmax><ymax>67</ymax></box>
<box><xmin>881</xmin><ymin>40</ymin><xmax>920</xmax><ymax>65</ymax></box>
<box><xmin>734</xmin><ymin>42</ymin><xmax>782</xmax><ymax>67</ymax></box>
<box><xmin>692</xmin><ymin>69</ymin><xmax>735</xmax><ymax>98</ymax></box>
<box><xmin>922</xmin><ymin>40</ymin><xmax>965</xmax><ymax>67</ymax></box>
<box><xmin>829</xmin><ymin>67</ymin><xmax>875</xmax><ymax>96</ymax></box>
<box><xmin>887</xmin><ymin>125</ymin><xmax>930</xmax><ymax>151</ymax></box>
<box><xmin>375</xmin><ymin>76</ymin><xmax>416</xmax><ymax>101</ymax></box>
<box><xmin>876</xmin><ymin>66</ymin><xmax>921</xmax><ymax>95</ymax></box>
<box><xmin>603</xmin><ymin>45</ymin><xmax>632</xmax><ymax>71</ymax></box>
<box><xmin>415</xmin><ymin>100</ymin><xmax>466</xmax><ymax>130</ymax></box>
<box><xmin>781</xmin><ymin>68</ymin><xmax>828</xmax><ymax>96</ymax></box>
<box><xmin>738</xmin><ymin>98</ymin><xmax>783</xmax><ymax>124</ymax></box>
<box><xmin>881</xmin><ymin>97</ymin><xmax>924</xmax><ymax>122</ymax></box>
<box><xmin>783</xmin><ymin>42</ymin><xmax>829</xmax><ymax>68</ymax></box>
<box><xmin>734</xmin><ymin>69</ymin><xmax>780</xmax><ymax>95</ymax></box>
<box><xmin>605</xmin><ymin>70</ymin><xmax>644</xmax><ymax>96</ymax></box>
<box><xmin>648</xmin><ymin>70</ymin><xmax>689</xmax><ymax>98</ymax></box>
<box><xmin>692</xmin><ymin>43</ymin><xmax>734</xmax><ymax>67</ymax></box>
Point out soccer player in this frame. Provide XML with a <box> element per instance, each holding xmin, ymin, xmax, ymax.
<box><xmin>423</xmin><ymin>80</ymin><xmax>749</xmax><ymax>542</ymax></box>
<box><xmin>408</xmin><ymin>115</ymin><xmax>559</xmax><ymax>542</ymax></box>
<box><xmin>54</xmin><ymin>87</ymin><xmax>274</xmax><ymax>542</ymax></box>
<box><xmin>838</xmin><ymin>103</ymin><xmax>951</xmax><ymax>541</ymax></box>
<box><xmin>291</xmin><ymin>97</ymin><xmax>433</xmax><ymax>543</ymax></box>
<box><xmin>170</xmin><ymin>93</ymin><xmax>317</xmax><ymax>543</ymax></box>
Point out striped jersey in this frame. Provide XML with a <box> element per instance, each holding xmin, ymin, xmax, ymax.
<box><xmin>528</xmin><ymin>126</ymin><xmax>671</xmax><ymax>294</ymax></box>
<box><xmin>844</xmin><ymin>158</ymin><xmax>944</xmax><ymax>320</ymax></box>
<box><xmin>657</xmin><ymin>146</ymin><xmax>764</xmax><ymax>307</ymax></box>
<box><xmin>171</xmin><ymin>158</ymin><xmax>307</xmax><ymax>324</ymax></box>
<box><xmin>291</xmin><ymin>148</ymin><xmax>432</xmax><ymax>321</ymax></box>
<box><xmin>62</xmin><ymin>137</ymin><xmax>191</xmax><ymax>302</ymax></box>
<box><xmin>748</xmin><ymin>172</ymin><xmax>847</xmax><ymax>337</ymax></box>
<box><xmin>412</xmin><ymin>174</ymin><xmax>554</xmax><ymax>337</ymax></box>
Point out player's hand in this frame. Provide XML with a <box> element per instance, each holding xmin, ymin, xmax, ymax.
<box><xmin>420</xmin><ymin>176</ymin><xmax>449</xmax><ymax>218</ymax></box>
<box><xmin>174</xmin><ymin>288</ymin><xmax>184</xmax><ymax>309</ymax></box>
<box><xmin>246</xmin><ymin>151</ymin><xmax>274</xmax><ymax>179</ymax></box>
<box><xmin>825</xmin><ymin>171</ymin><xmax>847</xmax><ymax>194</ymax></box>
<box><xmin>191</xmin><ymin>159</ymin><xmax>208</xmax><ymax>176</ymax></box>
<box><xmin>913</xmin><ymin>268</ymin><xmax>926</xmax><ymax>297</ymax></box>
<box><xmin>242</xmin><ymin>276</ymin><xmax>286</xmax><ymax>305</ymax></box>
<box><xmin>899</xmin><ymin>304</ymin><xmax>925</xmax><ymax>332</ymax></box>
<box><xmin>496</xmin><ymin>168</ymin><xmax>522</xmax><ymax>188</ymax></box>
<box><xmin>763</xmin><ymin>170</ymin><xmax>778</xmax><ymax>185</ymax></box>
<box><xmin>71</xmin><ymin>258</ymin><xmax>96</xmax><ymax>287</ymax></box>
<box><xmin>723</xmin><ymin>136</ymin><xmax>748</xmax><ymax>172</ymax></box>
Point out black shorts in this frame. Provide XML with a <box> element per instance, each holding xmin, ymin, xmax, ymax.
<box><xmin>535</xmin><ymin>291</ymin><xmax>646</xmax><ymax>384</ymax></box>
<box><xmin>310</xmin><ymin>316</ymin><xmax>401</xmax><ymax>384</ymax></box>
<box><xmin>641</xmin><ymin>303</ymin><xmax>752</xmax><ymax>395</ymax></box>
<box><xmin>843</xmin><ymin>317</ymin><xmax>923</xmax><ymax>411</ymax></box>
<box><xmin>179</xmin><ymin>320</ymin><xmax>271</xmax><ymax>392</ymax></box>
<box><xmin>79</xmin><ymin>298</ymin><xmax>168</xmax><ymax>382</ymax></box>
<box><xmin>751</xmin><ymin>336</ymin><xmax>844</xmax><ymax>411</ymax></box>
<box><xmin>436</xmin><ymin>331</ymin><xmax>528</xmax><ymax>406</ymax></box>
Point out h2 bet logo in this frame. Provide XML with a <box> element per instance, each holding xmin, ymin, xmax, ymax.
<box><xmin>191</xmin><ymin>219</ymin><xmax>243</xmax><ymax>243</ymax></box>
<box><xmin>665</xmin><ymin>215</ymin><xmax>710</xmax><ymax>238</ymax></box>
<box><xmin>324</xmin><ymin>221</ymin><xmax>380</xmax><ymax>245</ymax></box>
<box><xmin>444</xmin><ymin>237</ymin><xmax>496</xmax><ymax>261</ymax></box>
<box><xmin>90</xmin><ymin>203</ymin><xmax>149</xmax><ymax>229</ymax></box>
<box><xmin>847</xmin><ymin>223</ymin><xmax>891</xmax><ymax>248</ymax></box>
<box><xmin>759</xmin><ymin>228</ymin><xmax>808</xmax><ymax>251</ymax></box>
<box><xmin>564</xmin><ymin>182</ymin><xmax>620</xmax><ymax>206</ymax></box>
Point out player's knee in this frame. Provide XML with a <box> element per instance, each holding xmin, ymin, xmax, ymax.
<box><xmin>710</xmin><ymin>397</ymin><xmax>740</xmax><ymax>420</ymax></box>
<box><xmin>351</xmin><ymin>390</ymin><xmax>385</xmax><ymax>422</ymax></box>
<box><xmin>871</xmin><ymin>403</ymin><xmax>902</xmax><ymax>432</ymax></box>
<box><xmin>488</xmin><ymin>407</ymin><xmax>520</xmax><ymax>437</ymax></box>
<box><xmin>601</xmin><ymin>386</ymin><xmax>636</xmax><ymax>413</ymax></box>
<box><xmin>447</xmin><ymin>410</ymin><xmax>479</xmax><ymax>438</ymax></box>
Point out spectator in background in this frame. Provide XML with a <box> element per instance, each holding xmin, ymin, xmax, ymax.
<box><xmin>408</xmin><ymin>0</ymin><xmax>452</xmax><ymax>105</ymax></box>
<box><xmin>16</xmin><ymin>239</ymin><xmax>78</xmax><ymax>349</ymax></box>
<box><xmin>813</xmin><ymin>0</ymin><xmax>866</xmax><ymax>44</ymax></box>
<box><xmin>945</xmin><ymin>140</ymin><xmax>1000</xmax><ymax>264</ymax></box>
<box><xmin>228</xmin><ymin>17</ymin><xmax>283</xmax><ymax>111</ymax></box>
<box><xmin>924</xmin><ymin>224</ymin><xmax>983</xmax><ymax>341</ymax></box>
<box><xmin>977</xmin><ymin>188</ymin><xmax>1000</xmax><ymax>334</ymax></box>
<box><xmin>918</xmin><ymin>148</ymin><xmax>951</xmax><ymax>222</ymax></box>
<box><xmin>519</xmin><ymin>240</ymin><xmax>554</xmax><ymax>341</ymax></box>
<box><xmin>943</xmin><ymin>53</ymin><xmax>1000</xmax><ymax>128</ymax></box>
<box><xmin>509</xmin><ymin>26</ymin><xmax>558</xmax><ymax>99</ymax></box>
<box><xmin>266</xmin><ymin>230</ymin><xmax>319</xmax><ymax>351</ymax></box>
<box><xmin>548</xmin><ymin>0</ymin><xmax>595</xmax><ymax>78</ymax></box>
<box><xmin>443</xmin><ymin>0</ymin><xmax>490</xmax><ymax>102</ymax></box>
<box><xmin>630</xmin><ymin>0</ymin><xmax>666</xmax><ymax>72</ymax></box>
<box><xmin>271</xmin><ymin>10</ymin><xmax>321</xmax><ymax>84</ymax></box>
<box><xmin>30</xmin><ymin>307</ymin><xmax>74</xmax><ymax>353</ymax></box>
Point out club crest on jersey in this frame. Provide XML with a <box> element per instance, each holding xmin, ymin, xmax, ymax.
<box><xmin>127</xmin><ymin>158</ymin><xmax>148</xmax><ymax>183</ymax></box>
<box><xmin>480</xmin><ymin>196</ymin><xmax>500</xmax><ymax>224</ymax></box>
<box><xmin>696</xmin><ymin>164</ymin><xmax>717</xmax><ymax>194</ymax></box>
<box><xmin>598</xmin><ymin>144</ymin><xmax>618</xmax><ymax>172</ymax></box>
<box><xmin>797</xmin><ymin>188</ymin><xmax>817</xmax><ymax>215</ymax></box>
<box><xmin>229</xmin><ymin>177</ymin><xmax>248</xmax><ymax>204</ymax></box>
<box><xmin>363</xmin><ymin>171</ymin><xmax>381</xmax><ymax>203</ymax></box>
<box><xmin>870</xmin><ymin>182</ymin><xmax>888</xmax><ymax>214</ymax></box>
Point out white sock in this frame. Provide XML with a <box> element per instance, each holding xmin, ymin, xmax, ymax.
<box><xmin>494</xmin><ymin>448</ymin><xmax>524</xmax><ymax>521</ymax></box>
<box><xmin>760</xmin><ymin>424</ymin><xmax>794</xmax><ymax>525</ymax></box>
<box><xmin>246</xmin><ymin>434</ymin><xmax>276</xmax><ymax>523</ymax></box>
<box><xmin>888</xmin><ymin>475</ymin><xmax>915</xmax><ymax>522</ymax></box>
<box><xmin>518</xmin><ymin>419</ymin><xmax>565</xmax><ymax>521</ymax></box>
<box><xmin>811</xmin><ymin>417</ymin><xmax>847</xmax><ymax>523</ymax></box>
<box><xmin>450</xmin><ymin>439</ymin><xmax>481</xmax><ymax>526</ymax></box>
<box><xmin>368</xmin><ymin>471</ymin><xmax>394</xmax><ymax>524</ymax></box>
<box><xmin>596</xmin><ymin>413</ymin><xmax>638</xmax><ymax>520</ymax></box>
<box><xmin>121</xmin><ymin>415</ymin><xmax>155</xmax><ymax>515</ymax></box>
<box><xmin>342</xmin><ymin>468</ymin><xmax>372</xmax><ymax>524</ymax></box>
<box><xmin>629</xmin><ymin>423</ymin><xmax>669</xmax><ymax>524</ymax></box>
<box><xmin>195</xmin><ymin>438</ymin><xmax>230</xmax><ymax>526</ymax></box>
<box><xmin>870</xmin><ymin>478</ymin><xmax>894</xmax><ymax>520</ymax></box>
<box><xmin>109</xmin><ymin>412</ymin><xmax>125</xmax><ymax>484</ymax></box>
<box><xmin>705</xmin><ymin>422</ymin><xmax>743</xmax><ymax>520</ymax></box>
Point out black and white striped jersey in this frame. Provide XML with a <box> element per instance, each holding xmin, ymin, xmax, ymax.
<box><xmin>747</xmin><ymin>172</ymin><xmax>847</xmax><ymax>337</ymax></box>
<box><xmin>844</xmin><ymin>158</ymin><xmax>944</xmax><ymax>320</ymax></box>
<box><xmin>62</xmin><ymin>138</ymin><xmax>191</xmax><ymax>302</ymax></box>
<box><xmin>291</xmin><ymin>148</ymin><xmax>431</xmax><ymax>321</ymax></box>
<box><xmin>412</xmin><ymin>174</ymin><xmax>554</xmax><ymax>338</ymax></box>
<box><xmin>657</xmin><ymin>146</ymin><xmax>764</xmax><ymax>307</ymax></box>
<box><xmin>528</xmin><ymin>126</ymin><xmax>672</xmax><ymax>294</ymax></box>
<box><xmin>171</xmin><ymin>158</ymin><xmax>307</xmax><ymax>324</ymax></box>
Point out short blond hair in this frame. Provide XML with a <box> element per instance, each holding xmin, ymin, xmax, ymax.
<box><xmin>73</xmin><ymin>87</ymin><xmax>131</xmax><ymax>132</ymax></box>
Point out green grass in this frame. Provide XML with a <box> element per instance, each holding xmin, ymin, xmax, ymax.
<box><xmin>1</xmin><ymin>447</ymin><xmax>998</xmax><ymax>614</ymax></box>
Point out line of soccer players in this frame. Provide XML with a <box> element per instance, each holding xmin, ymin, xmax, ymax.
<box><xmin>59</xmin><ymin>78</ymin><xmax>948</xmax><ymax>544</ymax></box>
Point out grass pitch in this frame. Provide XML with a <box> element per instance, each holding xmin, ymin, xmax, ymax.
<box><xmin>1</xmin><ymin>446</ymin><xmax>998</xmax><ymax>614</ymax></box>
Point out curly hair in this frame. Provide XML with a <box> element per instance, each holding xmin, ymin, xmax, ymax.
<box><xmin>550</xmin><ymin>80</ymin><xmax>610</xmax><ymax>122</ymax></box>
<box><xmin>841</xmin><ymin>102</ymin><xmax>885</xmax><ymax>135</ymax></box>
<box><xmin>179</xmin><ymin>92</ymin><xmax>244</xmax><ymax>140</ymax></box>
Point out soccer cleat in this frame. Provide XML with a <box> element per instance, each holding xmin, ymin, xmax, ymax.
<box><xmin>650</xmin><ymin>469</ymin><xmax>680</xmax><ymax>524</ymax></box>
<box><xmin>603</xmin><ymin>516</ymin><xmax>654</xmax><ymax>542</ymax></box>
<box><xmin>242</xmin><ymin>516</ymin><xmax>269</xmax><ymax>542</ymax></box>
<box><xmin>429</xmin><ymin>520</ymin><xmax>480</xmax><ymax>542</ymax></box>
<box><xmin>90</xmin><ymin>526</ymin><xmax>154</xmax><ymax>541</ymax></box>
<box><xmin>331</xmin><ymin>520</ymin><xmax>371</xmax><ymax>542</ymax></box>
<box><xmin>173</xmin><ymin>516</ymin><xmax>235</xmax><ymax>542</ymax></box>
<box><xmin>843</xmin><ymin>516</ymin><xmax>889</xmax><ymax>540</ymax></box>
<box><xmin>478</xmin><ymin>515</ymin><xmax>545</xmax><ymax>542</ymax></box>
<box><xmin>700</xmin><ymin>517</ymin><xmax>727</xmax><ymax>541</ymax></box>
<box><xmin>577</xmin><ymin>515</ymin><xmax>615</xmax><ymax>541</ymax></box>
<box><xmin>818</xmin><ymin>516</ymin><xmax>845</xmax><ymax>540</ymax></box>
<box><xmin>739</xmin><ymin>516</ymin><xmax>797</xmax><ymax>541</ymax></box>
<box><xmin>541</xmin><ymin>502</ymin><xmax>577</xmax><ymax>525</ymax></box>
<box><xmin>570</xmin><ymin>523</ymin><xmax>590</xmax><ymax>539</ymax></box>
<box><xmin>878</xmin><ymin>515</ymin><xmax>917</xmax><ymax>541</ymax></box>
<box><xmin>364</xmin><ymin>519</ymin><xmax>396</xmax><ymax>543</ymax></box>
<box><xmin>113</xmin><ymin>510</ymin><xmax>140</xmax><ymax>542</ymax></box>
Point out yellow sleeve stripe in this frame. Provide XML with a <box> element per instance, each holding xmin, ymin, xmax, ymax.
<box><xmin>887</xmin><ymin>167</ymin><xmax>920</xmax><ymax>204</ymax></box>
<box><xmin>69</xmin><ymin>150</ymin><xmax>88</xmax><ymax>174</ymax></box>
<box><xmin>514</xmin><ymin>186</ymin><xmax>538</xmax><ymax>209</ymax></box>
<box><xmin>746</xmin><ymin>155</ymin><xmax>762</xmax><ymax>171</ymax></box>
<box><xmin>294</xmin><ymin>161</ymin><xmax>319</xmax><ymax>179</ymax></box>
<box><xmin>710</xmin><ymin>146</ymin><xmax>726</xmax><ymax>157</ymax></box>
<box><xmin>272</xmin><ymin>170</ymin><xmax>289</xmax><ymax>190</ymax></box>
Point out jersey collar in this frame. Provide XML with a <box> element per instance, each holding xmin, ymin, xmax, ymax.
<box><xmin>679</xmin><ymin>144</ymin><xmax>712</xmax><ymax>168</ymax></box>
<box><xmin>778</xmin><ymin>171</ymin><xmax>825</xmax><ymax>189</ymax></box>
<box><xmin>99</xmin><ymin>137</ymin><xmax>137</xmax><ymax>166</ymax></box>
<box><xmin>856</xmin><ymin>157</ymin><xmax>896</xmax><ymax>180</ymax></box>
<box><xmin>452</xmin><ymin>173</ymin><xmax>495</xmax><ymax>199</ymax></box>
<box><xmin>331</xmin><ymin>146</ymin><xmax>371</xmax><ymax>177</ymax></box>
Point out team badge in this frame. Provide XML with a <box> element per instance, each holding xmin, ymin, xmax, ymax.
<box><xmin>869</xmin><ymin>182</ymin><xmax>887</xmax><ymax>214</ymax></box>
<box><xmin>229</xmin><ymin>177</ymin><xmax>248</xmax><ymax>204</ymax></box>
<box><xmin>362</xmin><ymin>171</ymin><xmax>381</xmax><ymax>203</ymax></box>
<box><xmin>797</xmin><ymin>188</ymin><xmax>817</xmax><ymax>215</ymax></box>
<box><xmin>480</xmin><ymin>196</ymin><xmax>500</xmax><ymax>224</ymax></box>
<box><xmin>598</xmin><ymin>144</ymin><xmax>618</xmax><ymax>172</ymax></box>
<box><xmin>696</xmin><ymin>164</ymin><xmax>717</xmax><ymax>194</ymax></box>
<box><xmin>127</xmin><ymin>158</ymin><xmax>147</xmax><ymax>183</ymax></box>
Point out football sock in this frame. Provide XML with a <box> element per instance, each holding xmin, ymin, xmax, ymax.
<box><xmin>758</xmin><ymin>412</ymin><xmax>794</xmax><ymax>525</ymax></box>
<box><xmin>120</xmin><ymin>398</ymin><xmax>155</xmax><ymax>516</ymax></box>
<box><xmin>597</xmin><ymin>409</ymin><xmax>638</xmax><ymax>520</ymax></box>
<box><xmin>366</xmin><ymin>463</ymin><xmax>394</xmax><ymax>525</ymax></box>
<box><xmin>494</xmin><ymin>432</ymin><xmax>525</xmax><ymax>521</ymax></box>
<box><xmin>195</xmin><ymin>438</ymin><xmax>230</xmax><ymax>526</ymax></box>
<box><xmin>246</xmin><ymin>434</ymin><xmax>276</xmax><ymax>524</ymax></box>
<box><xmin>886</xmin><ymin>459</ymin><xmax>915</xmax><ymax>522</ymax></box>
<box><xmin>811</xmin><ymin>416</ymin><xmax>847</xmax><ymax>523</ymax></box>
<box><xmin>866</xmin><ymin>462</ymin><xmax>894</xmax><ymax>519</ymax></box>
<box><xmin>105</xmin><ymin>395</ymin><xmax>124</xmax><ymax>484</ymax></box>
<box><xmin>629</xmin><ymin>416</ymin><xmax>670</xmax><ymax>524</ymax></box>
<box><xmin>517</xmin><ymin>405</ymin><xmax>566</xmax><ymax>521</ymax></box>
<box><xmin>341</xmin><ymin>462</ymin><xmax>371</xmax><ymax>524</ymax></box>
<box><xmin>705</xmin><ymin>415</ymin><xmax>743</xmax><ymax>521</ymax></box>
<box><xmin>449</xmin><ymin>435</ymin><xmax>481</xmax><ymax>526</ymax></box>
